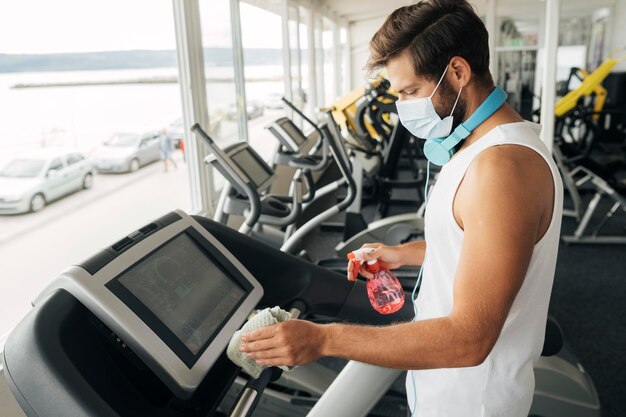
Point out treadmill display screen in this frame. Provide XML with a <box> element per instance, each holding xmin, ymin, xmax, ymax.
<box><xmin>230</xmin><ymin>148</ymin><xmax>272</xmax><ymax>189</ymax></box>
<box><xmin>278</xmin><ymin>119</ymin><xmax>307</xmax><ymax>147</ymax></box>
<box><xmin>111</xmin><ymin>232</ymin><xmax>247</xmax><ymax>358</ymax></box>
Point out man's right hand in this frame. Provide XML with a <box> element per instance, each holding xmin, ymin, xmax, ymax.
<box><xmin>350</xmin><ymin>243</ymin><xmax>405</xmax><ymax>280</ymax></box>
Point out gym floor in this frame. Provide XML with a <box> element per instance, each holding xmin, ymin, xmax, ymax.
<box><xmin>550</xmin><ymin>198</ymin><xmax>626</xmax><ymax>417</ymax></box>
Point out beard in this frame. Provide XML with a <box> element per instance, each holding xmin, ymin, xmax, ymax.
<box><xmin>433</xmin><ymin>76</ymin><xmax>467</xmax><ymax>132</ymax></box>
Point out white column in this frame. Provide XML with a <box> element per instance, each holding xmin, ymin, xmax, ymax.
<box><xmin>315</xmin><ymin>14</ymin><xmax>325</xmax><ymax>105</ymax></box>
<box><xmin>172</xmin><ymin>0</ymin><xmax>215</xmax><ymax>215</ymax></box>
<box><xmin>333</xmin><ymin>19</ymin><xmax>341</xmax><ymax>100</ymax></box>
<box><xmin>539</xmin><ymin>0</ymin><xmax>561</xmax><ymax>152</ymax></box>
<box><xmin>281</xmin><ymin>0</ymin><xmax>293</xmax><ymax>119</ymax></box>
<box><xmin>533</xmin><ymin>12</ymin><xmax>546</xmax><ymax>116</ymax></box>
<box><xmin>281</xmin><ymin>0</ymin><xmax>292</xmax><ymax>101</ymax></box>
<box><xmin>307</xmin><ymin>8</ymin><xmax>318</xmax><ymax>110</ymax></box>
<box><xmin>485</xmin><ymin>0</ymin><xmax>497</xmax><ymax>79</ymax></box>
<box><xmin>343</xmin><ymin>23</ymin><xmax>352</xmax><ymax>95</ymax></box>
<box><xmin>230</xmin><ymin>0</ymin><xmax>249</xmax><ymax>141</ymax></box>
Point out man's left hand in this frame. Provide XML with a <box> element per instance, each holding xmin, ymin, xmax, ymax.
<box><xmin>239</xmin><ymin>320</ymin><xmax>329</xmax><ymax>367</ymax></box>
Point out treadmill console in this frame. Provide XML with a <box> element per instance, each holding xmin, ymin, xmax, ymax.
<box><xmin>33</xmin><ymin>210</ymin><xmax>263</xmax><ymax>398</ymax></box>
<box><xmin>206</xmin><ymin>142</ymin><xmax>275</xmax><ymax>194</ymax></box>
<box><xmin>266</xmin><ymin>117</ymin><xmax>308</xmax><ymax>152</ymax></box>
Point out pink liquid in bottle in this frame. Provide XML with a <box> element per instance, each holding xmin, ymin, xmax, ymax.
<box><xmin>365</xmin><ymin>260</ymin><xmax>405</xmax><ymax>314</ymax></box>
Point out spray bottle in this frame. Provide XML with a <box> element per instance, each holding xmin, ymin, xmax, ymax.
<box><xmin>347</xmin><ymin>248</ymin><xmax>405</xmax><ymax>315</ymax></box>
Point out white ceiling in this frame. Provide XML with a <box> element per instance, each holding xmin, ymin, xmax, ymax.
<box><xmin>319</xmin><ymin>0</ymin><xmax>616</xmax><ymax>23</ymax></box>
<box><xmin>317</xmin><ymin>0</ymin><xmax>415</xmax><ymax>23</ymax></box>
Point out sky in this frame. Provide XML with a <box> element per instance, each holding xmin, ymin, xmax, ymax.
<box><xmin>0</xmin><ymin>0</ymin><xmax>283</xmax><ymax>54</ymax></box>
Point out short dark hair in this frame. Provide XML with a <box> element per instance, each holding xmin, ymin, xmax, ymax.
<box><xmin>367</xmin><ymin>0</ymin><xmax>493</xmax><ymax>87</ymax></box>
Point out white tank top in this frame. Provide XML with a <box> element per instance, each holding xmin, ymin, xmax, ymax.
<box><xmin>406</xmin><ymin>122</ymin><xmax>564</xmax><ymax>417</ymax></box>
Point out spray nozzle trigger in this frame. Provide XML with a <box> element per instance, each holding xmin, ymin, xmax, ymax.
<box><xmin>347</xmin><ymin>247</ymin><xmax>377</xmax><ymax>281</ymax></box>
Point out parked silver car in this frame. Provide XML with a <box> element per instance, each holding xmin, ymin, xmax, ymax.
<box><xmin>91</xmin><ymin>131</ymin><xmax>161</xmax><ymax>173</ymax></box>
<box><xmin>0</xmin><ymin>148</ymin><xmax>94</xmax><ymax>214</ymax></box>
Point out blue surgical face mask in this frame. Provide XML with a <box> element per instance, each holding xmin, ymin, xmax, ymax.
<box><xmin>395</xmin><ymin>65</ymin><xmax>462</xmax><ymax>140</ymax></box>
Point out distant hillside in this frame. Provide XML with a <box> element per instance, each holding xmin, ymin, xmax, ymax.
<box><xmin>0</xmin><ymin>48</ymin><xmax>285</xmax><ymax>73</ymax></box>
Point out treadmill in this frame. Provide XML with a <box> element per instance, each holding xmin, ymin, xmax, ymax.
<box><xmin>2</xmin><ymin>210</ymin><xmax>412</xmax><ymax>417</ymax></box>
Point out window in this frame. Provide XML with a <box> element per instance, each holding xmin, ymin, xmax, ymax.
<box><xmin>48</xmin><ymin>158</ymin><xmax>64</xmax><ymax>172</ymax></box>
<box><xmin>199</xmin><ymin>0</ymin><xmax>240</xmax><ymax>146</ymax></box>
<box><xmin>240</xmin><ymin>0</ymin><xmax>286</xmax><ymax>162</ymax></box>
<box><xmin>66</xmin><ymin>153</ymin><xmax>84</xmax><ymax>165</ymax></box>
<box><xmin>0</xmin><ymin>0</ymin><xmax>189</xmax><ymax>342</ymax></box>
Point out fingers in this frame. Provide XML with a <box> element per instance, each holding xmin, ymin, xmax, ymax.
<box><xmin>241</xmin><ymin>326</ymin><xmax>275</xmax><ymax>343</ymax></box>
<box><xmin>243</xmin><ymin>347</ymin><xmax>289</xmax><ymax>360</ymax></box>
<box><xmin>239</xmin><ymin>338</ymin><xmax>276</xmax><ymax>353</ymax></box>
<box><xmin>244</xmin><ymin>347</ymin><xmax>306</xmax><ymax>367</ymax></box>
<box><xmin>361</xmin><ymin>246</ymin><xmax>383</xmax><ymax>262</ymax></box>
<box><xmin>359</xmin><ymin>265</ymin><xmax>374</xmax><ymax>279</ymax></box>
<box><xmin>361</xmin><ymin>243</ymin><xmax>382</xmax><ymax>249</ymax></box>
<box><xmin>379</xmin><ymin>262</ymin><xmax>398</xmax><ymax>271</ymax></box>
<box><xmin>255</xmin><ymin>356</ymin><xmax>295</xmax><ymax>367</ymax></box>
<box><xmin>347</xmin><ymin>269</ymin><xmax>354</xmax><ymax>281</ymax></box>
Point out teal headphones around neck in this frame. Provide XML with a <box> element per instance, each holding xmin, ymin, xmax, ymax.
<box><xmin>423</xmin><ymin>86</ymin><xmax>508</xmax><ymax>166</ymax></box>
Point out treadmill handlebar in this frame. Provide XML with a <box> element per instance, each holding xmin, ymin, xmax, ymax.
<box><xmin>281</xmin><ymin>97</ymin><xmax>330</xmax><ymax>171</ymax></box>
<box><xmin>229</xmin><ymin>367</ymin><xmax>283</xmax><ymax>417</ymax></box>
<box><xmin>191</xmin><ymin>123</ymin><xmax>213</xmax><ymax>144</ymax></box>
<box><xmin>287</xmin><ymin>154</ymin><xmax>325</xmax><ymax>171</ymax></box>
<box><xmin>254</xmin><ymin>170</ymin><xmax>304</xmax><ymax>228</ymax></box>
<box><xmin>301</xmin><ymin>170</ymin><xmax>315</xmax><ymax>203</ymax></box>
<box><xmin>281</xmin><ymin>97</ymin><xmax>322</xmax><ymax>136</ymax></box>
<box><xmin>229</xmin><ymin>302</ymin><xmax>305</xmax><ymax>417</ymax></box>
<box><xmin>192</xmin><ymin>123</ymin><xmax>262</xmax><ymax>229</ymax></box>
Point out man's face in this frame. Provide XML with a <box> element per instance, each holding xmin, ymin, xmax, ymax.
<box><xmin>387</xmin><ymin>51</ymin><xmax>466</xmax><ymax>128</ymax></box>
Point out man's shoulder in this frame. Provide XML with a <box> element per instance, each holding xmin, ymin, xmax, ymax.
<box><xmin>456</xmin><ymin>140</ymin><xmax>553</xmax><ymax>222</ymax></box>
<box><xmin>467</xmin><ymin>143</ymin><xmax>551</xmax><ymax>194</ymax></box>
<box><xmin>472</xmin><ymin>120</ymin><xmax>548</xmax><ymax>175</ymax></box>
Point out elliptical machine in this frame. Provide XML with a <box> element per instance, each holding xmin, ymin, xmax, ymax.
<box><xmin>193</xmin><ymin>110</ymin><xmax>358</xmax><ymax>256</ymax></box>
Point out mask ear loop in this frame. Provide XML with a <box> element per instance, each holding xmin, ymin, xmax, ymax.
<box><xmin>449</xmin><ymin>85</ymin><xmax>463</xmax><ymax>116</ymax></box>
<box><xmin>429</xmin><ymin>65</ymin><xmax>450</xmax><ymax>99</ymax></box>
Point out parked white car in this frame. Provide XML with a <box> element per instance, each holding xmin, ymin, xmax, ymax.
<box><xmin>0</xmin><ymin>148</ymin><xmax>94</xmax><ymax>214</ymax></box>
<box><xmin>91</xmin><ymin>131</ymin><xmax>161</xmax><ymax>173</ymax></box>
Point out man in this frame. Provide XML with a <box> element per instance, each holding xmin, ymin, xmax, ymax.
<box><xmin>159</xmin><ymin>128</ymin><xmax>177</xmax><ymax>172</ymax></box>
<box><xmin>240</xmin><ymin>0</ymin><xmax>563</xmax><ymax>415</ymax></box>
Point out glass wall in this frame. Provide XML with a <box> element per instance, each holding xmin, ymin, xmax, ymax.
<box><xmin>199</xmin><ymin>0</ymin><xmax>240</xmax><ymax>145</ymax></box>
<box><xmin>0</xmin><ymin>0</ymin><xmax>189</xmax><ymax>340</ymax></box>
<box><xmin>240</xmin><ymin>0</ymin><xmax>286</xmax><ymax>161</ymax></box>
